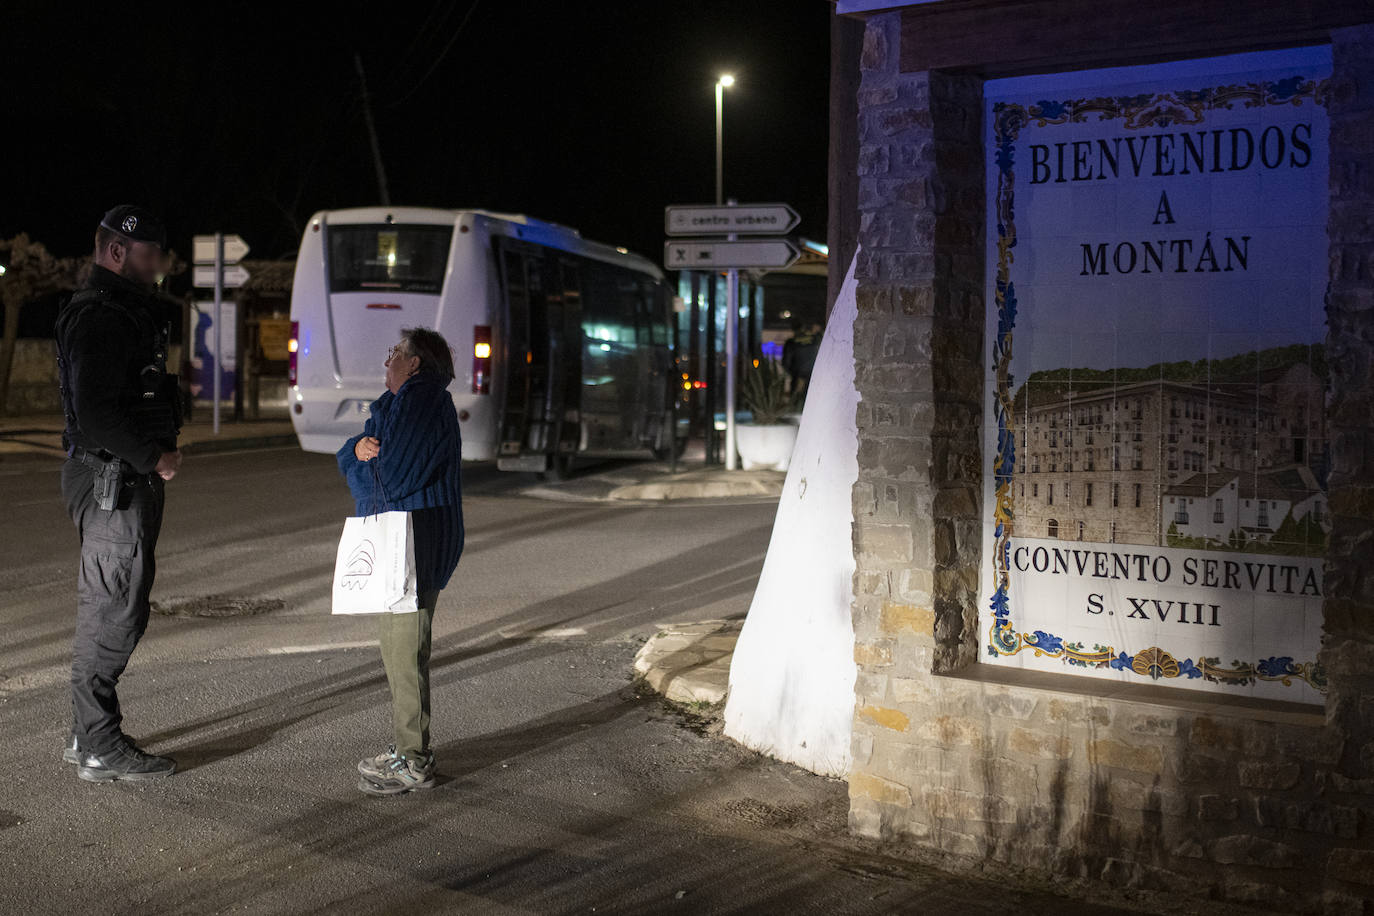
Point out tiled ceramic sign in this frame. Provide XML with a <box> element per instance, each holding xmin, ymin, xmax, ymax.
<box><xmin>980</xmin><ymin>48</ymin><xmax>1332</xmax><ymax>703</ymax></box>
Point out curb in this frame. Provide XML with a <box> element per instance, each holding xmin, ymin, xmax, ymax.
<box><xmin>633</xmin><ymin>619</ymin><xmax>743</xmax><ymax>705</ymax></box>
<box><xmin>517</xmin><ymin>468</ymin><xmax>786</xmax><ymax>505</ymax></box>
<box><xmin>609</xmin><ymin>477</ymin><xmax>783</xmax><ymax>501</ymax></box>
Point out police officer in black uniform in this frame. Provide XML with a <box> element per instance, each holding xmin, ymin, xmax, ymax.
<box><xmin>56</xmin><ymin>205</ymin><xmax>183</xmax><ymax>782</ymax></box>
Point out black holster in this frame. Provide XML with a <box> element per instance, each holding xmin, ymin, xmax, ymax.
<box><xmin>71</xmin><ymin>449</ymin><xmax>125</xmax><ymax>511</ymax></box>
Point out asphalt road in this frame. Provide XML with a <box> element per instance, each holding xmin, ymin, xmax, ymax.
<box><xmin>0</xmin><ymin>448</ymin><xmax>1170</xmax><ymax>915</ymax></box>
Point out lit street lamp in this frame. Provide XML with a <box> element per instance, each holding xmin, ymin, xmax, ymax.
<box><xmin>715</xmin><ymin>74</ymin><xmax>734</xmax><ymax>206</ymax></box>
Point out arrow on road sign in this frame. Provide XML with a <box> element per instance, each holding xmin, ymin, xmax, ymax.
<box><xmin>193</xmin><ymin>264</ymin><xmax>251</xmax><ymax>288</ymax></box>
<box><xmin>664</xmin><ymin>203</ymin><xmax>799</xmax><ymax>236</ymax></box>
<box><xmin>192</xmin><ymin>234</ymin><xmax>250</xmax><ymax>265</ymax></box>
<box><xmin>663</xmin><ymin>238</ymin><xmax>800</xmax><ymax>270</ymax></box>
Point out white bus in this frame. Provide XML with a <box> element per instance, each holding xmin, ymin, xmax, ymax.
<box><xmin>288</xmin><ymin>207</ymin><xmax>680</xmax><ymax>474</ymax></box>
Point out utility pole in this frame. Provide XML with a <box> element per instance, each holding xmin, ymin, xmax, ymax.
<box><xmin>354</xmin><ymin>53</ymin><xmax>391</xmax><ymax>206</ymax></box>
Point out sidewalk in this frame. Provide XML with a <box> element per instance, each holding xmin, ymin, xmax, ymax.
<box><xmin>0</xmin><ymin>408</ymin><xmax>298</xmax><ymax>464</ymax></box>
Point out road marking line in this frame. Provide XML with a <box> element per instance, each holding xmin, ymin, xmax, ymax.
<box><xmin>268</xmin><ymin>641</ymin><xmax>380</xmax><ymax>655</ymax></box>
<box><xmin>497</xmin><ymin>626</ymin><xmax>588</xmax><ymax>640</ymax></box>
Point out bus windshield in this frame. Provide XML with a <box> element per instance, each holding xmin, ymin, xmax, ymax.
<box><xmin>328</xmin><ymin>225</ymin><xmax>453</xmax><ymax>294</ymax></box>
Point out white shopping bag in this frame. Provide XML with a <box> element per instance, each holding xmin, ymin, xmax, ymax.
<box><xmin>331</xmin><ymin>511</ymin><xmax>419</xmax><ymax>615</ymax></box>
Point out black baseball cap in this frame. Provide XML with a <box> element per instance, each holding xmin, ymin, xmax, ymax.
<box><xmin>99</xmin><ymin>204</ymin><xmax>168</xmax><ymax>251</ymax></box>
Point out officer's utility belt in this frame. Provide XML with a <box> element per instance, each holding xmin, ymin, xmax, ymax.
<box><xmin>68</xmin><ymin>446</ymin><xmax>129</xmax><ymax>511</ymax></box>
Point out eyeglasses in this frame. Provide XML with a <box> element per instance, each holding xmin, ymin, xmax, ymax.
<box><xmin>386</xmin><ymin>344</ymin><xmax>409</xmax><ymax>363</ymax></box>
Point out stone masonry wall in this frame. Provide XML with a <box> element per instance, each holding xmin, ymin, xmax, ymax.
<box><xmin>6</xmin><ymin>339</ymin><xmax>61</xmax><ymax>413</ymax></box>
<box><xmin>848</xmin><ymin>11</ymin><xmax>1374</xmax><ymax>912</ymax></box>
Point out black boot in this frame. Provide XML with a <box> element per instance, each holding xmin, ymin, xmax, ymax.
<box><xmin>77</xmin><ymin>738</ymin><xmax>175</xmax><ymax>782</ymax></box>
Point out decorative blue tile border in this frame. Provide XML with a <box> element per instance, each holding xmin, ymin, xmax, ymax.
<box><xmin>986</xmin><ymin>75</ymin><xmax>1329</xmax><ymax>693</ymax></box>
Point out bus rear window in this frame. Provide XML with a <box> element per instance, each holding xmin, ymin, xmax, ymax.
<box><xmin>327</xmin><ymin>225</ymin><xmax>453</xmax><ymax>293</ymax></box>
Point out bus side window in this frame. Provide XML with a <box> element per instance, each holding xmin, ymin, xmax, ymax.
<box><xmin>612</xmin><ymin>278</ymin><xmax>636</xmax><ymax>346</ymax></box>
<box><xmin>638</xmin><ymin>280</ymin><xmax>665</xmax><ymax>347</ymax></box>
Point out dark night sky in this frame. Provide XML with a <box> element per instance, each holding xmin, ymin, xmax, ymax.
<box><xmin>7</xmin><ymin>2</ymin><xmax>832</xmax><ymax>272</ymax></box>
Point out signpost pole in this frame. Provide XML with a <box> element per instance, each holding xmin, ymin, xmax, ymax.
<box><xmin>192</xmin><ymin>232</ymin><xmax>248</xmax><ymax>437</ymax></box>
<box><xmin>661</xmin><ymin>200</ymin><xmax>798</xmax><ymax>469</ymax></box>
<box><xmin>213</xmin><ymin>232</ymin><xmax>223</xmax><ymax>436</ymax></box>
<box><xmin>724</xmin><ymin>201</ymin><xmax>739</xmax><ymax>470</ymax></box>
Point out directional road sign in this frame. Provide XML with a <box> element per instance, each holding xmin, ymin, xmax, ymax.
<box><xmin>192</xmin><ymin>234</ymin><xmax>250</xmax><ymax>264</ymax></box>
<box><xmin>664</xmin><ymin>203</ymin><xmax>799</xmax><ymax>236</ymax></box>
<box><xmin>193</xmin><ymin>264</ymin><xmax>251</xmax><ymax>288</ymax></box>
<box><xmin>664</xmin><ymin>238</ymin><xmax>800</xmax><ymax>271</ymax></box>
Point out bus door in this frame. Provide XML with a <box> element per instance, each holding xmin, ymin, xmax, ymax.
<box><xmin>640</xmin><ymin>280</ymin><xmax>675</xmax><ymax>448</ymax></box>
<box><xmin>550</xmin><ymin>261</ymin><xmax>584</xmax><ymax>456</ymax></box>
<box><xmin>494</xmin><ymin>239</ymin><xmax>581</xmax><ymax>469</ymax></box>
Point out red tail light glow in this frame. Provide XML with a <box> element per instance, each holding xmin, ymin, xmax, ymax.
<box><xmin>472</xmin><ymin>325</ymin><xmax>492</xmax><ymax>394</ymax></box>
<box><xmin>288</xmin><ymin>321</ymin><xmax>300</xmax><ymax>387</ymax></box>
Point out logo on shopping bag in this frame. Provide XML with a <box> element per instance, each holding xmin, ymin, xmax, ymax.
<box><xmin>339</xmin><ymin>539</ymin><xmax>376</xmax><ymax>590</ymax></box>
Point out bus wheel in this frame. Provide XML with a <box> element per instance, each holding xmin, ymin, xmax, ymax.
<box><xmin>539</xmin><ymin>453</ymin><xmax>574</xmax><ymax>482</ymax></box>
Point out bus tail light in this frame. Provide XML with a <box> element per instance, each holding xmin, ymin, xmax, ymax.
<box><xmin>288</xmin><ymin>321</ymin><xmax>300</xmax><ymax>387</ymax></box>
<box><xmin>473</xmin><ymin>325</ymin><xmax>492</xmax><ymax>394</ymax></box>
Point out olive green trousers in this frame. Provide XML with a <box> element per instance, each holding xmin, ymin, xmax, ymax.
<box><xmin>378</xmin><ymin>589</ymin><xmax>440</xmax><ymax>759</ymax></box>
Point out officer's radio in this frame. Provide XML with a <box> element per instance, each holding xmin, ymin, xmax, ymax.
<box><xmin>131</xmin><ymin>321</ymin><xmax>182</xmax><ymax>448</ymax></box>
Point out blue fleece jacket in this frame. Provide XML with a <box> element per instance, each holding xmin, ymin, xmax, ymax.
<box><xmin>337</xmin><ymin>371</ymin><xmax>464</xmax><ymax>592</ymax></box>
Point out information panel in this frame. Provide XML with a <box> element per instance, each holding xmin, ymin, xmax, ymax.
<box><xmin>980</xmin><ymin>48</ymin><xmax>1332</xmax><ymax>702</ymax></box>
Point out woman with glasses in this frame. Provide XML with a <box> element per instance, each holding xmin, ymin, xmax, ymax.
<box><xmin>336</xmin><ymin>327</ymin><xmax>464</xmax><ymax>795</ymax></box>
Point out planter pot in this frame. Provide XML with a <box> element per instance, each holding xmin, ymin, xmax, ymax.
<box><xmin>736</xmin><ymin>423</ymin><xmax>799</xmax><ymax>471</ymax></box>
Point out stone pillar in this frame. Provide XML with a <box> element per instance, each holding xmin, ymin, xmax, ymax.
<box><xmin>848</xmin><ymin>9</ymin><xmax>985</xmax><ymax>834</ymax></box>
<box><xmin>1321</xmin><ymin>22</ymin><xmax>1374</xmax><ymax>888</ymax></box>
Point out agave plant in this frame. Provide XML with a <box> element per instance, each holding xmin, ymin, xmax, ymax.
<box><xmin>739</xmin><ymin>357</ymin><xmax>800</xmax><ymax>425</ymax></box>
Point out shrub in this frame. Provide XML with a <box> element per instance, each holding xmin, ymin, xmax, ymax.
<box><xmin>739</xmin><ymin>357</ymin><xmax>800</xmax><ymax>425</ymax></box>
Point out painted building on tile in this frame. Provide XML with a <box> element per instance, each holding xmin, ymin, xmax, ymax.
<box><xmin>828</xmin><ymin>0</ymin><xmax>1374</xmax><ymax>908</ymax></box>
<box><xmin>1164</xmin><ymin>464</ymin><xmax>1329</xmax><ymax>550</ymax></box>
<box><xmin>1009</xmin><ymin>358</ymin><xmax>1329</xmax><ymax>549</ymax></box>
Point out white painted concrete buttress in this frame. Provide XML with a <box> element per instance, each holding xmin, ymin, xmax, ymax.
<box><xmin>722</xmin><ymin>253</ymin><xmax>860</xmax><ymax>779</ymax></box>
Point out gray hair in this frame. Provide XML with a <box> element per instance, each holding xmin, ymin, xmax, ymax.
<box><xmin>400</xmin><ymin>327</ymin><xmax>456</xmax><ymax>382</ymax></box>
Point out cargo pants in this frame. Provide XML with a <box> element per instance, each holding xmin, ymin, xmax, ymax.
<box><xmin>61</xmin><ymin>459</ymin><xmax>164</xmax><ymax>756</ymax></box>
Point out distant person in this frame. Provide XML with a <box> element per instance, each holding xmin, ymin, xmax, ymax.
<box><xmin>56</xmin><ymin>205</ymin><xmax>182</xmax><ymax>781</ymax></box>
<box><xmin>781</xmin><ymin>321</ymin><xmax>801</xmax><ymax>387</ymax></box>
<box><xmin>782</xmin><ymin>321</ymin><xmax>823</xmax><ymax>394</ymax></box>
<box><xmin>337</xmin><ymin>328</ymin><xmax>464</xmax><ymax>796</ymax></box>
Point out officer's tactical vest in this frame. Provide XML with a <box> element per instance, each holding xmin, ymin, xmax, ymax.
<box><xmin>56</xmin><ymin>288</ymin><xmax>178</xmax><ymax>453</ymax></box>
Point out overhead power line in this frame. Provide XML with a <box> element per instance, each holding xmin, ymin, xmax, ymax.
<box><xmin>386</xmin><ymin>0</ymin><xmax>483</xmax><ymax>108</ymax></box>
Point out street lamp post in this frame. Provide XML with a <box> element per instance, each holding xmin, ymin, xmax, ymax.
<box><xmin>714</xmin><ymin>74</ymin><xmax>733</xmax><ymax>206</ymax></box>
<box><xmin>715</xmin><ymin>74</ymin><xmax>740</xmax><ymax>469</ymax></box>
